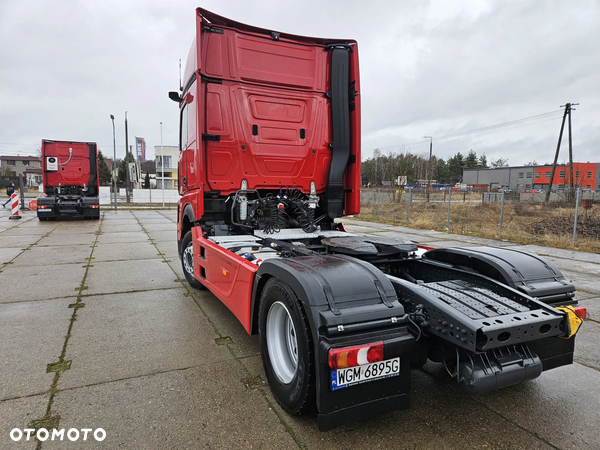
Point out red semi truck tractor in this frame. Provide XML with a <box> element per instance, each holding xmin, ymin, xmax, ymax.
<box><xmin>171</xmin><ymin>8</ymin><xmax>585</xmax><ymax>431</ymax></box>
<box><xmin>37</xmin><ymin>139</ymin><xmax>100</xmax><ymax>220</ymax></box>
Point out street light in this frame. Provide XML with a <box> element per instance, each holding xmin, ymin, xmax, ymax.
<box><xmin>423</xmin><ymin>136</ymin><xmax>433</xmax><ymax>200</ymax></box>
<box><xmin>110</xmin><ymin>114</ymin><xmax>117</xmax><ymax>211</ymax></box>
<box><xmin>125</xmin><ymin>111</ymin><xmax>130</xmax><ymax>203</ymax></box>
<box><xmin>160</xmin><ymin>121</ymin><xmax>165</xmax><ymax>208</ymax></box>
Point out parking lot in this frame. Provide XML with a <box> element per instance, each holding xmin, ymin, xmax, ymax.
<box><xmin>1</xmin><ymin>207</ymin><xmax>599</xmax><ymax>449</ymax></box>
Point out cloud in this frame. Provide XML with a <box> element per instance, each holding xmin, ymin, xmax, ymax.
<box><xmin>0</xmin><ymin>0</ymin><xmax>598</xmax><ymax>166</ymax></box>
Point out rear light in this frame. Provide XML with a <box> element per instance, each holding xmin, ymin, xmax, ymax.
<box><xmin>573</xmin><ymin>305</ymin><xmax>588</xmax><ymax>320</ymax></box>
<box><xmin>328</xmin><ymin>342</ymin><xmax>384</xmax><ymax>369</ymax></box>
<box><xmin>38</xmin><ymin>205</ymin><xmax>46</xmax><ymax>209</ymax></box>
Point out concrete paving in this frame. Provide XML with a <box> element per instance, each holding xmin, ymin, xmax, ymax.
<box><xmin>0</xmin><ymin>208</ymin><xmax>599</xmax><ymax>449</ymax></box>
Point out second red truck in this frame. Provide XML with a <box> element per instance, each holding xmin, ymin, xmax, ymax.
<box><xmin>37</xmin><ymin>139</ymin><xmax>100</xmax><ymax>221</ymax></box>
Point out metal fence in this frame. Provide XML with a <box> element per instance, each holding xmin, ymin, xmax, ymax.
<box><xmin>359</xmin><ymin>187</ymin><xmax>598</xmax><ymax>248</ymax></box>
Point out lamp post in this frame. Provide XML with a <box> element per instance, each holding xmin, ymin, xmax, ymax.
<box><xmin>125</xmin><ymin>111</ymin><xmax>130</xmax><ymax>203</ymax></box>
<box><xmin>423</xmin><ymin>136</ymin><xmax>433</xmax><ymax>201</ymax></box>
<box><xmin>160</xmin><ymin>121</ymin><xmax>165</xmax><ymax>208</ymax></box>
<box><xmin>110</xmin><ymin>114</ymin><xmax>117</xmax><ymax>211</ymax></box>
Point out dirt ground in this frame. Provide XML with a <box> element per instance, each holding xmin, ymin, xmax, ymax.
<box><xmin>358</xmin><ymin>198</ymin><xmax>600</xmax><ymax>253</ymax></box>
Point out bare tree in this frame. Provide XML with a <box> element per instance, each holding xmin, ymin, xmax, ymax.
<box><xmin>0</xmin><ymin>165</ymin><xmax>16</xmax><ymax>177</ymax></box>
<box><xmin>490</xmin><ymin>158</ymin><xmax>509</xmax><ymax>168</ymax></box>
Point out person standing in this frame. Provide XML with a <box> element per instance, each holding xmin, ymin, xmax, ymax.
<box><xmin>3</xmin><ymin>182</ymin><xmax>15</xmax><ymax>207</ymax></box>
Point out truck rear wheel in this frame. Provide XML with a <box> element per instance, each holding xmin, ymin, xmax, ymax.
<box><xmin>180</xmin><ymin>230</ymin><xmax>205</xmax><ymax>290</ymax></box>
<box><xmin>259</xmin><ymin>278</ymin><xmax>315</xmax><ymax>415</ymax></box>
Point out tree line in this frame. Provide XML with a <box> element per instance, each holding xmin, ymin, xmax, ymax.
<box><xmin>361</xmin><ymin>148</ymin><xmax>509</xmax><ymax>186</ymax></box>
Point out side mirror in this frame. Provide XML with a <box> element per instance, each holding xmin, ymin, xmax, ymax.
<box><xmin>168</xmin><ymin>91</ymin><xmax>181</xmax><ymax>103</ymax></box>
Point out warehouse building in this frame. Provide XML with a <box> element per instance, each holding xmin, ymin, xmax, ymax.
<box><xmin>463</xmin><ymin>163</ymin><xmax>600</xmax><ymax>192</ymax></box>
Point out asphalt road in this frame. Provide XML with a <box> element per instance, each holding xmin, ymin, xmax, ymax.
<box><xmin>1</xmin><ymin>208</ymin><xmax>598</xmax><ymax>449</ymax></box>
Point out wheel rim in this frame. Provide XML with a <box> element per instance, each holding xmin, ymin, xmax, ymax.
<box><xmin>183</xmin><ymin>243</ymin><xmax>194</xmax><ymax>275</ymax></box>
<box><xmin>266</xmin><ymin>301</ymin><xmax>298</xmax><ymax>384</ymax></box>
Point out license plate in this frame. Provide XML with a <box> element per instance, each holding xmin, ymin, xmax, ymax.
<box><xmin>331</xmin><ymin>357</ymin><xmax>400</xmax><ymax>391</ymax></box>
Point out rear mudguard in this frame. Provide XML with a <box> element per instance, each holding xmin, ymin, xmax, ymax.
<box><xmin>253</xmin><ymin>254</ymin><xmax>415</xmax><ymax>431</ymax></box>
<box><xmin>422</xmin><ymin>246</ymin><xmax>575</xmax><ymax>305</ymax></box>
<box><xmin>389</xmin><ymin>247</ymin><xmax>581</xmax><ymax>394</ymax></box>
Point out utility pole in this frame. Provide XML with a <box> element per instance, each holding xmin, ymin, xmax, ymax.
<box><xmin>423</xmin><ymin>136</ymin><xmax>433</xmax><ymax>201</ymax></box>
<box><xmin>125</xmin><ymin>112</ymin><xmax>131</xmax><ymax>203</ymax></box>
<box><xmin>567</xmin><ymin>103</ymin><xmax>577</xmax><ymax>196</ymax></box>
<box><xmin>160</xmin><ymin>121</ymin><xmax>165</xmax><ymax>208</ymax></box>
<box><xmin>545</xmin><ymin>103</ymin><xmax>578</xmax><ymax>203</ymax></box>
<box><xmin>110</xmin><ymin>114</ymin><xmax>117</xmax><ymax>211</ymax></box>
<box><xmin>130</xmin><ymin>145</ymin><xmax>135</xmax><ymax>190</ymax></box>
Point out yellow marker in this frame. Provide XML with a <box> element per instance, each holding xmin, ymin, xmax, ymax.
<box><xmin>556</xmin><ymin>306</ymin><xmax>584</xmax><ymax>338</ymax></box>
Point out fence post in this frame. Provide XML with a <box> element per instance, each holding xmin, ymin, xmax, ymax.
<box><xmin>446</xmin><ymin>188</ymin><xmax>452</xmax><ymax>230</ymax></box>
<box><xmin>500</xmin><ymin>191</ymin><xmax>505</xmax><ymax>232</ymax></box>
<box><xmin>408</xmin><ymin>187</ymin><xmax>412</xmax><ymax>225</ymax></box>
<box><xmin>573</xmin><ymin>187</ymin><xmax>581</xmax><ymax>247</ymax></box>
<box><xmin>377</xmin><ymin>188</ymin><xmax>380</xmax><ymax>219</ymax></box>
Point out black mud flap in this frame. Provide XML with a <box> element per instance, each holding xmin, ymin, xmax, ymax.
<box><xmin>254</xmin><ymin>254</ymin><xmax>415</xmax><ymax>431</ymax></box>
<box><xmin>82</xmin><ymin>197</ymin><xmax>100</xmax><ymax>219</ymax></box>
<box><xmin>36</xmin><ymin>197</ymin><xmax>56</xmax><ymax>220</ymax></box>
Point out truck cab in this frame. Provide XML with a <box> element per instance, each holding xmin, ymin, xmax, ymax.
<box><xmin>37</xmin><ymin>140</ymin><xmax>100</xmax><ymax>220</ymax></box>
<box><xmin>171</xmin><ymin>8</ymin><xmax>584</xmax><ymax>431</ymax></box>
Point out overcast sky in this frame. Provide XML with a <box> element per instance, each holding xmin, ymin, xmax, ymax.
<box><xmin>1</xmin><ymin>0</ymin><xmax>598</xmax><ymax>166</ymax></box>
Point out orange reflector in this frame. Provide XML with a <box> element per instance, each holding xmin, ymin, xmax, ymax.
<box><xmin>328</xmin><ymin>342</ymin><xmax>384</xmax><ymax>369</ymax></box>
<box><xmin>573</xmin><ymin>305</ymin><xmax>587</xmax><ymax>320</ymax></box>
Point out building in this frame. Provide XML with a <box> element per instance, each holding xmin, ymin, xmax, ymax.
<box><xmin>154</xmin><ymin>145</ymin><xmax>178</xmax><ymax>189</ymax></box>
<box><xmin>533</xmin><ymin>163</ymin><xmax>598</xmax><ymax>192</ymax></box>
<box><xmin>463</xmin><ymin>163</ymin><xmax>600</xmax><ymax>192</ymax></box>
<box><xmin>104</xmin><ymin>158</ymin><xmax>114</xmax><ymax>173</ymax></box>
<box><xmin>463</xmin><ymin>166</ymin><xmax>533</xmax><ymax>191</ymax></box>
<box><xmin>140</xmin><ymin>160</ymin><xmax>157</xmax><ymax>188</ymax></box>
<box><xmin>0</xmin><ymin>155</ymin><xmax>43</xmax><ymax>187</ymax></box>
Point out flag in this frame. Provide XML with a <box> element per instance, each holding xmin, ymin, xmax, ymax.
<box><xmin>135</xmin><ymin>137</ymin><xmax>146</xmax><ymax>162</ymax></box>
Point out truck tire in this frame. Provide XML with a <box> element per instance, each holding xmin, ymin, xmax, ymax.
<box><xmin>259</xmin><ymin>278</ymin><xmax>315</xmax><ymax>415</ymax></box>
<box><xmin>180</xmin><ymin>230</ymin><xmax>205</xmax><ymax>290</ymax></box>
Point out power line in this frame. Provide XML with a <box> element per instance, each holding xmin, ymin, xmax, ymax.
<box><xmin>373</xmin><ymin>109</ymin><xmax>565</xmax><ymax>154</ymax></box>
<box><xmin>442</xmin><ymin>116</ymin><xmax>562</xmax><ymax>140</ymax></box>
<box><xmin>435</xmin><ymin>109</ymin><xmax>563</xmax><ymax>140</ymax></box>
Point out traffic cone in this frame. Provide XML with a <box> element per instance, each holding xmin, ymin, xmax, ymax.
<box><xmin>9</xmin><ymin>193</ymin><xmax>21</xmax><ymax>220</ymax></box>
